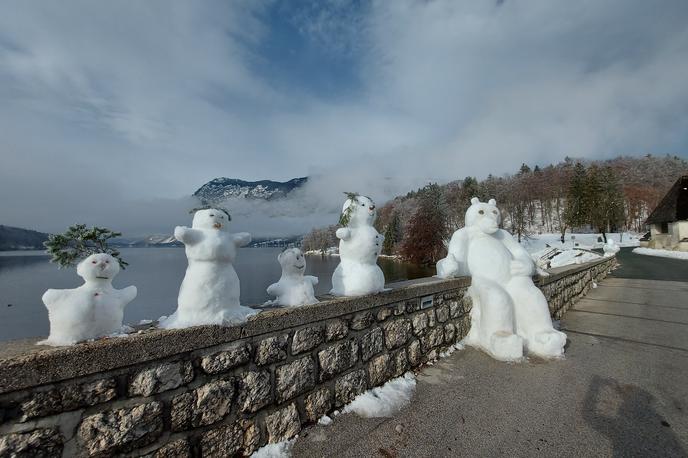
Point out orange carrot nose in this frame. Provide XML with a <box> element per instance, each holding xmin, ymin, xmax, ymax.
<box><xmin>213</xmin><ymin>222</ymin><xmax>222</xmax><ymax>229</ymax></box>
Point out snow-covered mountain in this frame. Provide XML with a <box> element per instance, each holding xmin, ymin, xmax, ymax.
<box><xmin>194</xmin><ymin>177</ymin><xmax>308</xmax><ymax>204</ymax></box>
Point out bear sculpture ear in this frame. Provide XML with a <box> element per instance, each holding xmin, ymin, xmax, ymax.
<box><xmin>470</xmin><ymin>197</ymin><xmax>480</xmax><ymax>205</ymax></box>
<box><xmin>488</xmin><ymin>198</ymin><xmax>496</xmax><ymax>205</ymax></box>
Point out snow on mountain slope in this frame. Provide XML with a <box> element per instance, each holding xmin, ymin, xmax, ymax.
<box><xmin>194</xmin><ymin>177</ymin><xmax>308</xmax><ymax>204</ymax></box>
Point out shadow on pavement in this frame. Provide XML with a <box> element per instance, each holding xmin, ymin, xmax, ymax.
<box><xmin>583</xmin><ymin>375</ymin><xmax>685</xmax><ymax>457</ymax></box>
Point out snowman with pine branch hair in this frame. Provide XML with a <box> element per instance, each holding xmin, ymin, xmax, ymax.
<box><xmin>40</xmin><ymin>225</ymin><xmax>137</xmax><ymax>346</ymax></box>
<box><xmin>330</xmin><ymin>192</ymin><xmax>386</xmax><ymax>296</ymax></box>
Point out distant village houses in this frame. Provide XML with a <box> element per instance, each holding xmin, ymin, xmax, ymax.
<box><xmin>641</xmin><ymin>175</ymin><xmax>688</xmax><ymax>252</ymax></box>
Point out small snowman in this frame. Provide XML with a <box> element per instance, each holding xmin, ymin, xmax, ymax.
<box><xmin>266</xmin><ymin>248</ymin><xmax>319</xmax><ymax>307</ymax></box>
<box><xmin>603</xmin><ymin>238</ymin><xmax>620</xmax><ymax>257</ymax></box>
<box><xmin>331</xmin><ymin>193</ymin><xmax>385</xmax><ymax>296</ymax></box>
<box><xmin>40</xmin><ymin>225</ymin><xmax>136</xmax><ymax>346</ymax></box>
<box><xmin>161</xmin><ymin>207</ymin><xmax>255</xmax><ymax>328</ymax></box>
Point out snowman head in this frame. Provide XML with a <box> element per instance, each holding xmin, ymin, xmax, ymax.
<box><xmin>340</xmin><ymin>194</ymin><xmax>376</xmax><ymax>227</ymax></box>
<box><xmin>278</xmin><ymin>248</ymin><xmax>306</xmax><ymax>276</ymax></box>
<box><xmin>192</xmin><ymin>208</ymin><xmax>230</xmax><ymax>231</ymax></box>
<box><xmin>465</xmin><ymin>197</ymin><xmax>501</xmax><ymax>234</ymax></box>
<box><xmin>77</xmin><ymin>253</ymin><xmax>120</xmax><ymax>281</ymax></box>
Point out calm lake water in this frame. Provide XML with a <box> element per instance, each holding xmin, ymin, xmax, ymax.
<box><xmin>0</xmin><ymin>248</ymin><xmax>434</xmax><ymax>342</ymax></box>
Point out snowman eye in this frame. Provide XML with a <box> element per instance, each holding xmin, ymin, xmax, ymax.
<box><xmin>105</xmin><ymin>260</ymin><xmax>109</xmax><ymax>264</ymax></box>
<box><xmin>209</xmin><ymin>214</ymin><xmax>214</xmax><ymax>217</ymax></box>
<box><xmin>92</xmin><ymin>260</ymin><xmax>97</xmax><ymax>264</ymax></box>
<box><xmin>493</xmin><ymin>210</ymin><xmax>498</xmax><ymax>215</ymax></box>
<box><xmin>361</xmin><ymin>203</ymin><xmax>365</xmax><ymax>206</ymax></box>
<box><xmin>478</xmin><ymin>210</ymin><xmax>484</xmax><ymax>215</ymax></box>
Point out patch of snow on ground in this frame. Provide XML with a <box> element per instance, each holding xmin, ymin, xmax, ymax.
<box><xmin>439</xmin><ymin>342</ymin><xmax>466</xmax><ymax>358</ymax></box>
<box><xmin>138</xmin><ymin>319</ymin><xmax>153</xmax><ymax>325</ymax></box>
<box><xmin>317</xmin><ymin>415</ymin><xmax>333</xmax><ymax>426</ymax></box>
<box><xmin>549</xmin><ymin>250</ymin><xmax>602</xmax><ymax>268</ymax></box>
<box><xmin>632</xmin><ymin>247</ymin><xmax>688</xmax><ymax>260</ymax></box>
<box><xmin>522</xmin><ymin>232</ymin><xmax>640</xmax><ymax>253</ymax></box>
<box><xmin>251</xmin><ymin>439</ymin><xmax>296</xmax><ymax>458</ymax></box>
<box><xmin>342</xmin><ymin>372</ymin><xmax>416</xmax><ymax>418</ymax></box>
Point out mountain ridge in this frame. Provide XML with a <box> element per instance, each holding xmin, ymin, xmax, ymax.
<box><xmin>194</xmin><ymin>177</ymin><xmax>308</xmax><ymax>204</ymax></box>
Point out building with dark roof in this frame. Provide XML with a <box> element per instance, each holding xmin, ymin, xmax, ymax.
<box><xmin>642</xmin><ymin>175</ymin><xmax>688</xmax><ymax>251</ymax></box>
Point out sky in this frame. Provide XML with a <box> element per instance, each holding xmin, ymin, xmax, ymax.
<box><xmin>1</xmin><ymin>0</ymin><xmax>687</xmax><ymax>237</ymax></box>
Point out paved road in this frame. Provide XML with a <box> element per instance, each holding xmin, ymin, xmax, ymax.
<box><xmin>612</xmin><ymin>246</ymin><xmax>688</xmax><ymax>281</ymax></box>
<box><xmin>293</xmin><ymin>254</ymin><xmax>688</xmax><ymax>457</ymax></box>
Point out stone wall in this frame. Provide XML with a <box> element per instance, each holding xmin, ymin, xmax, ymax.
<box><xmin>0</xmin><ymin>257</ymin><xmax>614</xmax><ymax>457</ymax></box>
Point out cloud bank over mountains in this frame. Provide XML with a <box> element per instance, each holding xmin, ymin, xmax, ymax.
<box><xmin>1</xmin><ymin>0</ymin><xmax>687</xmax><ymax>236</ymax></box>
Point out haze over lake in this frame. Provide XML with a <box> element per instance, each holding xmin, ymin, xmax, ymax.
<box><xmin>0</xmin><ymin>247</ymin><xmax>433</xmax><ymax>342</ymax></box>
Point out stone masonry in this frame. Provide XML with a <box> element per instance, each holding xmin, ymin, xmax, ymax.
<box><xmin>0</xmin><ymin>257</ymin><xmax>615</xmax><ymax>457</ymax></box>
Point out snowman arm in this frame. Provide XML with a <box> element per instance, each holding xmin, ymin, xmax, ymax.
<box><xmin>119</xmin><ymin>286</ymin><xmax>138</xmax><ymax>306</ymax></box>
<box><xmin>233</xmin><ymin>232</ymin><xmax>252</xmax><ymax>247</ymax></box>
<box><xmin>266</xmin><ymin>282</ymin><xmax>282</xmax><ymax>296</ymax></box>
<box><xmin>174</xmin><ymin>226</ymin><xmax>202</xmax><ymax>245</ymax></box>
<box><xmin>41</xmin><ymin>289</ymin><xmax>66</xmax><ymax>308</ymax></box>
<box><xmin>335</xmin><ymin>228</ymin><xmax>351</xmax><ymax>240</ymax></box>
<box><xmin>306</xmin><ymin>275</ymin><xmax>319</xmax><ymax>286</ymax></box>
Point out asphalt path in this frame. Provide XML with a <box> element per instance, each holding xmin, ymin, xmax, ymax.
<box><xmin>292</xmin><ymin>251</ymin><xmax>688</xmax><ymax>457</ymax></box>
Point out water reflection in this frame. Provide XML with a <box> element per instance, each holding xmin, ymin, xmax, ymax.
<box><xmin>0</xmin><ymin>248</ymin><xmax>434</xmax><ymax>342</ymax></box>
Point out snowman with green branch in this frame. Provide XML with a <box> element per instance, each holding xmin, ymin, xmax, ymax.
<box><xmin>40</xmin><ymin>225</ymin><xmax>137</xmax><ymax>346</ymax></box>
<box><xmin>330</xmin><ymin>192</ymin><xmax>385</xmax><ymax>296</ymax></box>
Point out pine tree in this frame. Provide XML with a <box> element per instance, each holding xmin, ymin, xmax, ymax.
<box><xmin>382</xmin><ymin>212</ymin><xmax>401</xmax><ymax>255</ymax></box>
<box><xmin>564</xmin><ymin>162</ymin><xmax>588</xmax><ymax>236</ymax></box>
<box><xmin>400</xmin><ymin>184</ymin><xmax>448</xmax><ymax>265</ymax></box>
<box><xmin>44</xmin><ymin>224</ymin><xmax>127</xmax><ymax>269</ymax></box>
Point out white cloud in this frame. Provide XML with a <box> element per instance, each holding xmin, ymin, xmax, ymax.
<box><xmin>0</xmin><ymin>0</ymin><xmax>686</xmax><ymax>236</ymax></box>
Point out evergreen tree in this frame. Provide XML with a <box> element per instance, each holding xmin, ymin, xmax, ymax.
<box><xmin>382</xmin><ymin>212</ymin><xmax>401</xmax><ymax>255</ymax></box>
<box><xmin>400</xmin><ymin>183</ymin><xmax>448</xmax><ymax>265</ymax></box>
<box><xmin>587</xmin><ymin>166</ymin><xmax>624</xmax><ymax>241</ymax></box>
<box><xmin>564</xmin><ymin>162</ymin><xmax>588</xmax><ymax>239</ymax></box>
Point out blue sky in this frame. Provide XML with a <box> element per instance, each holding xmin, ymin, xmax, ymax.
<box><xmin>1</xmin><ymin>0</ymin><xmax>687</xmax><ymax>235</ymax></box>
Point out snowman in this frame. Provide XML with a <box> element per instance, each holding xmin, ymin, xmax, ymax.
<box><xmin>603</xmin><ymin>238</ymin><xmax>620</xmax><ymax>257</ymax></box>
<box><xmin>40</xmin><ymin>253</ymin><xmax>137</xmax><ymax>346</ymax></box>
<box><xmin>330</xmin><ymin>193</ymin><xmax>385</xmax><ymax>296</ymax></box>
<box><xmin>266</xmin><ymin>248</ymin><xmax>319</xmax><ymax>307</ymax></box>
<box><xmin>161</xmin><ymin>208</ymin><xmax>256</xmax><ymax>328</ymax></box>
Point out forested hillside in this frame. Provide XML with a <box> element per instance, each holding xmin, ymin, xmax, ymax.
<box><xmin>302</xmin><ymin>155</ymin><xmax>688</xmax><ymax>265</ymax></box>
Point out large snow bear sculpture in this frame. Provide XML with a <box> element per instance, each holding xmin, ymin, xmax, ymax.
<box><xmin>162</xmin><ymin>208</ymin><xmax>255</xmax><ymax>328</ymax></box>
<box><xmin>436</xmin><ymin>198</ymin><xmax>567</xmax><ymax>360</ymax></box>
<box><xmin>40</xmin><ymin>253</ymin><xmax>137</xmax><ymax>346</ymax></box>
<box><xmin>331</xmin><ymin>194</ymin><xmax>385</xmax><ymax>296</ymax></box>
<box><xmin>266</xmin><ymin>248</ymin><xmax>319</xmax><ymax>307</ymax></box>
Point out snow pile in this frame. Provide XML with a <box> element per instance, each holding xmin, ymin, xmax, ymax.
<box><xmin>161</xmin><ymin>208</ymin><xmax>256</xmax><ymax>329</ymax></box>
<box><xmin>603</xmin><ymin>239</ymin><xmax>620</xmax><ymax>256</ymax></box>
<box><xmin>437</xmin><ymin>198</ymin><xmax>566</xmax><ymax>361</ymax></box>
<box><xmin>250</xmin><ymin>439</ymin><xmax>295</xmax><ymax>458</ymax></box>
<box><xmin>40</xmin><ymin>253</ymin><xmax>137</xmax><ymax>346</ymax></box>
<box><xmin>549</xmin><ymin>250</ymin><xmax>601</xmax><ymax>268</ymax></box>
<box><xmin>522</xmin><ymin>232</ymin><xmax>640</xmax><ymax>252</ymax></box>
<box><xmin>633</xmin><ymin>247</ymin><xmax>688</xmax><ymax>260</ymax></box>
<box><xmin>266</xmin><ymin>248</ymin><xmax>318</xmax><ymax>307</ymax></box>
<box><xmin>439</xmin><ymin>342</ymin><xmax>465</xmax><ymax>358</ymax></box>
<box><xmin>331</xmin><ymin>194</ymin><xmax>385</xmax><ymax>296</ymax></box>
<box><xmin>342</xmin><ymin>372</ymin><xmax>416</xmax><ymax>418</ymax></box>
<box><xmin>317</xmin><ymin>415</ymin><xmax>333</xmax><ymax>426</ymax></box>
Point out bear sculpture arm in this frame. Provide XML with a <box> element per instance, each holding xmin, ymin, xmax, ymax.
<box><xmin>499</xmin><ymin>230</ymin><xmax>535</xmax><ymax>277</ymax></box>
<box><xmin>174</xmin><ymin>226</ymin><xmax>202</xmax><ymax>245</ymax></box>
<box><xmin>306</xmin><ymin>275</ymin><xmax>319</xmax><ymax>286</ymax></box>
<box><xmin>437</xmin><ymin>228</ymin><xmax>469</xmax><ymax>278</ymax></box>
<box><xmin>233</xmin><ymin>232</ymin><xmax>252</xmax><ymax>247</ymax></box>
<box><xmin>335</xmin><ymin>227</ymin><xmax>351</xmax><ymax>241</ymax></box>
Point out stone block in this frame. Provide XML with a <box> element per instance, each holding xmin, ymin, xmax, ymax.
<box><xmin>265</xmin><ymin>404</ymin><xmax>301</xmax><ymax>443</ymax></box>
<box><xmin>383</xmin><ymin>319</ymin><xmax>412</xmax><ymax>349</ymax></box>
<box><xmin>304</xmin><ymin>388</ymin><xmax>332</xmax><ymax>422</ymax></box>
<box><xmin>200</xmin><ymin>342</ymin><xmax>251</xmax><ymax>374</ymax></box>
<box><xmin>255</xmin><ymin>334</ymin><xmax>289</xmax><ymax>366</ymax></box>
<box><xmin>318</xmin><ymin>340</ymin><xmax>358</xmax><ymax>381</ymax></box>
<box><xmin>292</xmin><ymin>326</ymin><xmax>324</xmax><ymax>355</ymax></box>
<box><xmin>335</xmin><ymin>370</ymin><xmax>367</xmax><ymax>406</ymax></box>
<box><xmin>325</xmin><ymin>319</ymin><xmax>348</xmax><ymax>341</ymax></box>
<box><xmin>129</xmin><ymin>361</ymin><xmax>194</xmax><ymax>397</ymax></box>
<box><xmin>78</xmin><ymin>401</ymin><xmax>162</xmax><ymax>455</ymax></box>
<box><xmin>360</xmin><ymin>327</ymin><xmax>384</xmax><ymax>361</ymax></box>
<box><xmin>275</xmin><ymin>356</ymin><xmax>316</xmax><ymax>403</ymax></box>
<box><xmin>238</xmin><ymin>370</ymin><xmax>272</xmax><ymax>413</ymax></box>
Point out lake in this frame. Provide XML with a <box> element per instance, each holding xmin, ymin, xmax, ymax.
<box><xmin>0</xmin><ymin>248</ymin><xmax>434</xmax><ymax>342</ymax></box>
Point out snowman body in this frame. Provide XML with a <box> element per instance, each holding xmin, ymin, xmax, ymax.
<box><xmin>40</xmin><ymin>253</ymin><xmax>137</xmax><ymax>346</ymax></box>
<box><xmin>266</xmin><ymin>248</ymin><xmax>318</xmax><ymax>307</ymax></box>
<box><xmin>162</xmin><ymin>209</ymin><xmax>255</xmax><ymax>328</ymax></box>
<box><xmin>331</xmin><ymin>195</ymin><xmax>385</xmax><ymax>296</ymax></box>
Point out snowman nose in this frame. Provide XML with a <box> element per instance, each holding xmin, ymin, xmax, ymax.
<box><xmin>369</xmin><ymin>205</ymin><xmax>375</xmax><ymax>210</ymax></box>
